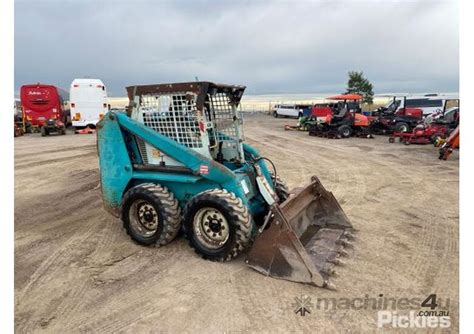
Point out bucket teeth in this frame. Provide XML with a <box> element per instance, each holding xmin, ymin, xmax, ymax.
<box><xmin>324</xmin><ymin>280</ymin><xmax>337</xmax><ymax>291</ymax></box>
<box><xmin>328</xmin><ymin>258</ymin><xmax>346</xmax><ymax>266</ymax></box>
<box><xmin>322</xmin><ymin>267</ymin><xmax>337</xmax><ymax>277</ymax></box>
<box><xmin>345</xmin><ymin>240</ymin><xmax>354</xmax><ymax>248</ymax></box>
<box><xmin>343</xmin><ymin>231</ymin><xmax>355</xmax><ymax>240</ymax></box>
<box><xmin>335</xmin><ymin>239</ymin><xmax>353</xmax><ymax>248</ymax></box>
<box><xmin>338</xmin><ymin>249</ymin><xmax>350</xmax><ymax>257</ymax></box>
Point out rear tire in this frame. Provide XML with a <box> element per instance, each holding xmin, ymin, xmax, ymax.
<box><xmin>121</xmin><ymin>183</ymin><xmax>181</xmax><ymax>247</ymax></box>
<box><xmin>40</xmin><ymin>127</ymin><xmax>48</xmax><ymax>137</ymax></box>
<box><xmin>184</xmin><ymin>189</ymin><xmax>253</xmax><ymax>262</ymax></box>
<box><xmin>395</xmin><ymin>122</ymin><xmax>409</xmax><ymax>133</ymax></box>
<box><xmin>273</xmin><ymin>111</ymin><xmax>279</xmax><ymax>118</ymax></box>
<box><xmin>338</xmin><ymin>125</ymin><xmax>353</xmax><ymax>138</ymax></box>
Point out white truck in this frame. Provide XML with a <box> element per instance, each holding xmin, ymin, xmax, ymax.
<box><xmin>273</xmin><ymin>104</ymin><xmax>312</xmax><ymax>118</ymax></box>
<box><xmin>70</xmin><ymin>78</ymin><xmax>108</xmax><ymax>128</ymax></box>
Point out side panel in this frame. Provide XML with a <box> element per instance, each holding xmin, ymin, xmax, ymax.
<box><xmin>353</xmin><ymin>113</ymin><xmax>369</xmax><ymax>127</ymax></box>
<box><xmin>97</xmin><ymin>111</ymin><xmax>269</xmax><ymax>219</ymax></box>
<box><xmin>97</xmin><ymin>114</ymin><xmax>133</xmax><ymax>216</ymax></box>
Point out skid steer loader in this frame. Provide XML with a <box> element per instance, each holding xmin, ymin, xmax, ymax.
<box><xmin>97</xmin><ymin>82</ymin><xmax>354</xmax><ymax>288</ymax></box>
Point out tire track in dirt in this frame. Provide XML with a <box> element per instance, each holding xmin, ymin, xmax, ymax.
<box><xmin>16</xmin><ymin>212</ymin><xmax>121</xmax><ymax>332</ymax></box>
<box><xmin>361</xmin><ymin>154</ymin><xmax>456</xmax><ymax>296</ymax></box>
<box><xmin>49</xmin><ymin>217</ymin><xmax>119</xmax><ymax>329</ymax></box>
<box><xmin>14</xmin><ymin>144</ymin><xmax>96</xmax><ymax>159</ymax></box>
<box><xmin>54</xmin><ymin>239</ymin><xmax>192</xmax><ymax>331</ymax></box>
<box><xmin>15</xmin><ymin>152</ymin><xmax>97</xmax><ymax>170</ymax></box>
<box><xmin>69</xmin><ymin>253</ymin><xmax>209</xmax><ymax>332</ymax></box>
<box><xmin>16</xmin><ymin>216</ymin><xmax>98</xmax><ymax>332</ymax></box>
<box><xmin>363</xmin><ymin>156</ymin><xmax>439</xmax><ymax>288</ymax></box>
<box><xmin>247</xmin><ymin>129</ymin><xmax>370</xmax><ymax>210</ymax></box>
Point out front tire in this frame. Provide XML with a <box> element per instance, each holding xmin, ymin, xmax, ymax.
<box><xmin>121</xmin><ymin>183</ymin><xmax>181</xmax><ymax>247</ymax></box>
<box><xmin>40</xmin><ymin>127</ymin><xmax>48</xmax><ymax>137</ymax></box>
<box><xmin>338</xmin><ymin>125</ymin><xmax>353</xmax><ymax>138</ymax></box>
<box><xmin>184</xmin><ymin>189</ymin><xmax>253</xmax><ymax>262</ymax></box>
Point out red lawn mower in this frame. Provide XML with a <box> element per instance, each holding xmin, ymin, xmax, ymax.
<box><xmin>388</xmin><ymin>104</ymin><xmax>459</xmax><ymax>145</ymax></box>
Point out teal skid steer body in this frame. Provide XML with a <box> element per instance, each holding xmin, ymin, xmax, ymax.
<box><xmin>97</xmin><ymin>82</ymin><xmax>354</xmax><ymax>288</ymax></box>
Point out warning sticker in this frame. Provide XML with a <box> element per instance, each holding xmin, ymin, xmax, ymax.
<box><xmin>199</xmin><ymin>165</ymin><xmax>209</xmax><ymax>175</ymax></box>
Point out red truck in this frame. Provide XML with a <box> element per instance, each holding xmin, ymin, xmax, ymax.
<box><xmin>20</xmin><ymin>84</ymin><xmax>68</xmax><ymax>136</ymax></box>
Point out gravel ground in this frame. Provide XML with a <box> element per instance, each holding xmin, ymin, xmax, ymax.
<box><xmin>15</xmin><ymin>114</ymin><xmax>459</xmax><ymax>333</ymax></box>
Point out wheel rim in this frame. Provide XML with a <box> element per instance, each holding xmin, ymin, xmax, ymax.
<box><xmin>343</xmin><ymin>128</ymin><xmax>350</xmax><ymax>136</ymax></box>
<box><xmin>400</xmin><ymin>125</ymin><xmax>408</xmax><ymax>132</ymax></box>
<box><xmin>193</xmin><ymin>207</ymin><xmax>230</xmax><ymax>249</ymax></box>
<box><xmin>129</xmin><ymin>200</ymin><xmax>159</xmax><ymax>237</ymax></box>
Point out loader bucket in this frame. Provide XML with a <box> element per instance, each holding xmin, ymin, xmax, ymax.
<box><xmin>246</xmin><ymin>176</ymin><xmax>354</xmax><ymax>288</ymax></box>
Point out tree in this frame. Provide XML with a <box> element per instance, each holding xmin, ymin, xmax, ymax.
<box><xmin>345</xmin><ymin>71</ymin><xmax>374</xmax><ymax>104</ymax></box>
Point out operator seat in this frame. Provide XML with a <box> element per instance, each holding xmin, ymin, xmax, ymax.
<box><xmin>332</xmin><ymin>103</ymin><xmax>349</xmax><ymax>122</ymax></box>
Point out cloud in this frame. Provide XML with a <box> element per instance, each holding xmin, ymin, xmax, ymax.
<box><xmin>15</xmin><ymin>0</ymin><xmax>459</xmax><ymax>96</ymax></box>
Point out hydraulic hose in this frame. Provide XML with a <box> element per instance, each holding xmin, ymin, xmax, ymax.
<box><xmin>254</xmin><ymin>156</ymin><xmax>277</xmax><ymax>188</ymax></box>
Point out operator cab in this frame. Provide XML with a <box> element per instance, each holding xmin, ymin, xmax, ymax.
<box><xmin>127</xmin><ymin>82</ymin><xmax>247</xmax><ymax>170</ymax></box>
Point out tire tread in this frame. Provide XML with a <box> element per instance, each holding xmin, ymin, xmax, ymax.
<box><xmin>121</xmin><ymin>183</ymin><xmax>181</xmax><ymax>247</ymax></box>
<box><xmin>184</xmin><ymin>189</ymin><xmax>252</xmax><ymax>262</ymax></box>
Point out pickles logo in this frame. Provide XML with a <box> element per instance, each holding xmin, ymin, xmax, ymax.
<box><xmin>377</xmin><ymin>294</ymin><xmax>451</xmax><ymax>329</ymax></box>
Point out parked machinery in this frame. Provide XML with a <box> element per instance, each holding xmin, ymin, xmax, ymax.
<box><xmin>20</xmin><ymin>83</ymin><xmax>68</xmax><ymax>135</ymax></box>
<box><xmin>439</xmin><ymin>125</ymin><xmax>459</xmax><ymax>160</ymax></box>
<box><xmin>371</xmin><ymin>95</ymin><xmax>458</xmax><ymax>134</ymax></box>
<box><xmin>389</xmin><ymin>104</ymin><xmax>459</xmax><ymax>145</ymax></box>
<box><xmin>14</xmin><ymin>122</ymin><xmax>24</xmax><ymax>137</ymax></box>
<box><xmin>70</xmin><ymin>78</ymin><xmax>108</xmax><ymax>134</ymax></box>
<box><xmin>97</xmin><ymin>82</ymin><xmax>355</xmax><ymax>288</ymax></box>
<box><xmin>14</xmin><ymin>103</ymin><xmax>24</xmax><ymax>137</ymax></box>
<box><xmin>308</xmin><ymin>94</ymin><xmax>374</xmax><ymax>138</ymax></box>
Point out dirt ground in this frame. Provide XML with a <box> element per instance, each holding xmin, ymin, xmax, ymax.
<box><xmin>14</xmin><ymin>114</ymin><xmax>459</xmax><ymax>333</ymax></box>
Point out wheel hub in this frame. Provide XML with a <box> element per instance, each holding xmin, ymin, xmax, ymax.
<box><xmin>129</xmin><ymin>201</ymin><xmax>159</xmax><ymax>235</ymax></box>
<box><xmin>208</xmin><ymin>217</ymin><xmax>223</xmax><ymax>233</ymax></box>
<box><xmin>194</xmin><ymin>208</ymin><xmax>230</xmax><ymax>249</ymax></box>
<box><xmin>143</xmin><ymin>210</ymin><xmax>154</xmax><ymax>223</ymax></box>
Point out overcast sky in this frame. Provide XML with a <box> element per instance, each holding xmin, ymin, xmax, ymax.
<box><xmin>15</xmin><ymin>0</ymin><xmax>458</xmax><ymax>96</ymax></box>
